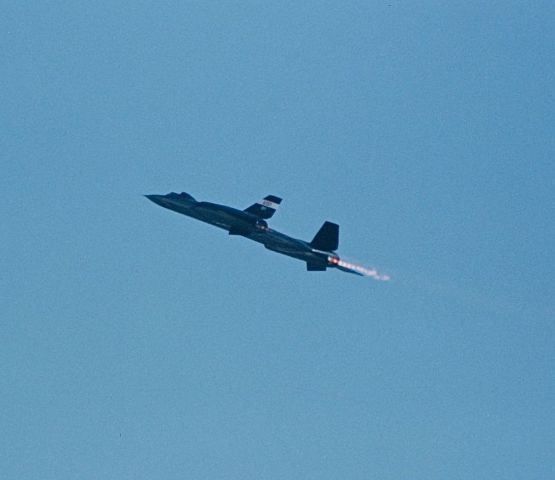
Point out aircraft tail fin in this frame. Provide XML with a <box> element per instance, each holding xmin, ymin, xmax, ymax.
<box><xmin>244</xmin><ymin>195</ymin><xmax>282</xmax><ymax>219</ymax></box>
<box><xmin>310</xmin><ymin>221</ymin><xmax>339</xmax><ymax>251</ymax></box>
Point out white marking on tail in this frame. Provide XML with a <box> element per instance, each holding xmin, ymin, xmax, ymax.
<box><xmin>259</xmin><ymin>199</ymin><xmax>279</xmax><ymax>209</ymax></box>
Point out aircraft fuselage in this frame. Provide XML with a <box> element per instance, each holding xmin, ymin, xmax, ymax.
<box><xmin>145</xmin><ymin>192</ymin><xmax>338</xmax><ymax>270</ymax></box>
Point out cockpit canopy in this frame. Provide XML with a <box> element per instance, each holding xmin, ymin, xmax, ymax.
<box><xmin>166</xmin><ymin>192</ymin><xmax>196</xmax><ymax>201</ymax></box>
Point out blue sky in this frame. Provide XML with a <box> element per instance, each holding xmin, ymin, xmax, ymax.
<box><xmin>2</xmin><ymin>2</ymin><xmax>554</xmax><ymax>479</ymax></box>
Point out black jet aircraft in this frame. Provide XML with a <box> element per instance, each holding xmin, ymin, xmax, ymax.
<box><xmin>145</xmin><ymin>192</ymin><xmax>389</xmax><ymax>278</ymax></box>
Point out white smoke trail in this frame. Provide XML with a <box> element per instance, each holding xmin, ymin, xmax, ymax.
<box><xmin>336</xmin><ymin>259</ymin><xmax>391</xmax><ymax>281</ymax></box>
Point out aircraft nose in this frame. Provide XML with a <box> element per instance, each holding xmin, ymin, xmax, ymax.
<box><xmin>144</xmin><ymin>194</ymin><xmax>164</xmax><ymax>206</ymax></box>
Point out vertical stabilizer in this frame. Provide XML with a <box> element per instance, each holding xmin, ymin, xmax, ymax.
<box><xmin>310</xmin><ymin>221</ymin><xmax>339</xmax><ymax>251</ymax></box>
<box><xmin>244</xmin><ymin>195</ymin><xmax>282</xmax><ymax>219</ymax></box>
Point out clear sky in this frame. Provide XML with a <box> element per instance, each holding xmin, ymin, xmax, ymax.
<box><xmin>2</xmin><ymin>2</ymin><xmax>554</xmax><ymax>479</ymax></box>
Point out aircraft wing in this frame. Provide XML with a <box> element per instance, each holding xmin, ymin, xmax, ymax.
<box><xmin>243</xmin><ymin>195</ymin><xmax>282</xmax><ymax>219</ymax></box>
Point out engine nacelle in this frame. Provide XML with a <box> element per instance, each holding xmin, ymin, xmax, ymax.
<box><xmin>229</xmin><ymin>218</ymin><xmax>268</xmax><ymax>236</ymax></box>
<box><xmin>255</xmin><ymin>219</ymin><xmax>268</xmax><ymax>231</ymax></box>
